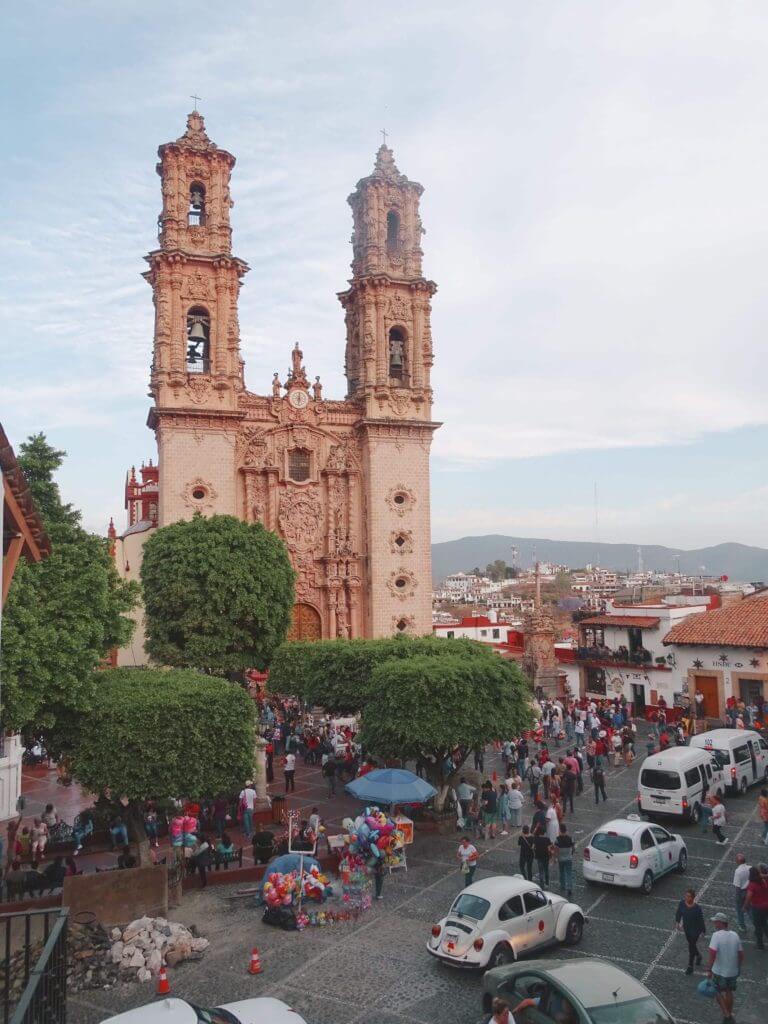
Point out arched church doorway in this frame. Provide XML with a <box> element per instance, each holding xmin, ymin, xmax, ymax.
<box><xmin>287</xmin><ymin>603</ymin><xmax>322</xmax><ymax>642</ymax></box>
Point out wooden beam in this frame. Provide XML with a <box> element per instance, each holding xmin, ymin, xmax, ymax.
<box><xmin>2</xmin><ymin>534</ymin><xmax>24</xmax><ymax>604</ymax></box>
<box><xmin>3</xmin><ymin>476</ymin><xmax>43</xmax><ymax>562</ymax></box>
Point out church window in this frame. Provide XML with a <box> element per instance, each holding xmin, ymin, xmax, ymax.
<box><xmin>396</xmin><ymin>618</ymin><xmax>408</xmax><ymax>632</ymax></box>
<box><xmin>188</xmin><ymin>182</ymin><xmax>206</xmax><ymax>226</ymax></box>
<box><xmin>288</xmin><ymin>447</ymin><xmax>311</xmax><ymax>483</ymax></box>
<box><xmin>386</xmin><ymin>210</ymin><xmax>401</xmax><ymax>250</ymax></box>
<box><xmin>394</xmin><ymin>576</ymin><xmax>408</xmax><ymax>590</ymax></box>
<box><xmin>388</xmin><ymin>327</ymin><xmax>406</xmax><ymax>382</ymax></box>
<box><xmin>186</xmin><ymin>308</ymin><xmax>210</xmax><ymax>373</ymax></box>
<box><xmin>394</xmin><ymin>534</ymin><xmax>406</xmax><ymax>548</ymax></box>
<box><xmin>191</xmin><ymin>486</ymin><xmax>207</xmax><ymax>501</ymax></box>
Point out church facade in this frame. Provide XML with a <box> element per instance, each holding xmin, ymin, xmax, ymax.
<box><xmin>114</xmin><ymin>112</ymin><xmax>439</xmax><ymax>655</ymax></box>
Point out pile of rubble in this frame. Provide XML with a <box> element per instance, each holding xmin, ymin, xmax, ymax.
<box><xmin>108</xmin><ymin>916</ymin><xmax>210</xmax><ymax>983</ymax></box>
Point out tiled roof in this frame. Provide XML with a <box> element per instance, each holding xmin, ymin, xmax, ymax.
<box><xmin>663</xmin><ymin>595</ymin><xmax>768</xmax><ymax>649</ymax></box>
<box><xmin>580</xmin><ymin>615</ymin><xmax>661</xmax><ymax>629</ymax></box>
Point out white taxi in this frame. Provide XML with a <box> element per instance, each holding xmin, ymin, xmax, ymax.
<box><xmin>583</xmin><ymin>816</ymin><xmax>687</xmax><ymax>895</ymax></box>
<box><xmin>100</xmin><ymin>996</ymin><xmax>305</xmax><ymax>1023</ymax></box>
<box><xmin>427</xmin><ymin>876</ymin><xmax>585</xmax><ymax>970</ymax></box>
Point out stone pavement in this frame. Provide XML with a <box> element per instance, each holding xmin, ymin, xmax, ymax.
<box><xmin>65</xmin><ymin>731</ymin><xmax>768</xmax><ymax>1024</ymax></box>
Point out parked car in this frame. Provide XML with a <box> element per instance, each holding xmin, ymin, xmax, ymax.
<box><xmin>481</xmin><ymin>957</ymin><xmax>675</xmax><ymax>1022</ymax></box>
<box><xmin>583</xmin><ymin>816</ymin><xmax>687</xmax><ymax>894</ymax></box>
<box><xmin>426</xmin><ymin>875</ymin><xmax>585</xmax><ymax>970</ymax></box>
<box><xmin>689</xmin><ymin>728</ymin><xmax>768</xmax><ymax>794</ymax></box>
<box><xmin>638</xmin><ymin>745</ymin><xmax>726</xmax><ymax>822</ymax></box>
<box><xmin>100</xmin><ymin>996</ymin><xmax>306</xmax><ymax>1023</ymax></box>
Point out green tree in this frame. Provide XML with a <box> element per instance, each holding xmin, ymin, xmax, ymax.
<box><xmin>269</xmin><ymin>636</ymin><xmax>532</xmax><ymax>806</ymax></box>
<box><xmin>1</xmin><ymin>435</ymin><xmax>138</xmax><ymax>742</ymax></box>
<box><xmin>141</xmin><ymin>514</ymin><xmax>295</xmax><ymax>675</ymax></box>
<box><xmin>485</xmin><ymin>559</ymin><xmax>508</xmax><ymax>582</ymax></box>
<box><xmin>69</xmin><ymin>668</ymin><xmax>255</xmax><ymax>861</ymax></box>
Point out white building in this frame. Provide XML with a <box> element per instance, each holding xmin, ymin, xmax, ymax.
<box><xmin>576</xmin><ymin>598</ymin><xmax>711</xmax><ymax>712</ymax></box>
<box><xmin>663</xmin><ymin>592</ymin><xmax>768</xmax><ymax>719</ymax></box>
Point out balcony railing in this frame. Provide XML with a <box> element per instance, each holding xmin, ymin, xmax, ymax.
<box><xmin>576</xmin><ymin>646</ymin><xmax>658</xmax><ymax>667</ymax></box>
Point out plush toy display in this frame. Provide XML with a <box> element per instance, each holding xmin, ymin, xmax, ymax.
<box><xmin>339</xmin><ymin>806</ymin><xmax>405</xmax><ymax>869</ymax></box>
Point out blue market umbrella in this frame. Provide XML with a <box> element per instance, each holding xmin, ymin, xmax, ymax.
<box><xmin>344</xmin><ymin>768</ymin><xmax>437</xmax><ymax>806</ymax></box>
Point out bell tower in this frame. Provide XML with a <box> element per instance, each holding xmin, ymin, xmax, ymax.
<box><xmin>339</xmin><ymin>144</ymin><xmax>440</xmax><ymax>637</ymax></box>
<box><xmin>144</xmin><ymin>112</ymin><xmax>249</xmax><ymax>525</ymax></box>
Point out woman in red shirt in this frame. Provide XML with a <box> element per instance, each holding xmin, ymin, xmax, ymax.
<box><xmin>744</xmin><ymin>865</ymin><xmax>768</xmax><ymax>950</ymax></box>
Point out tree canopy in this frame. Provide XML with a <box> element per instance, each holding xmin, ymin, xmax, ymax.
<box><xmin>1</xmin><ymin>435</ymin><xmax>138</xmax><ymax>742</ymax></box>
<box><xmin>69</xmin><ymin>668</ymin><xmax>255</xmax><ymax>801</ymax></box>
<box><xmin>269</xmin><ymin>635</ymin><xmax>533</xmax><ymax>793</ymax></box>
<box><xmin>140</xmin><ymin>514</ymin><xmax>295</xmax><ymax>675</ymax></box>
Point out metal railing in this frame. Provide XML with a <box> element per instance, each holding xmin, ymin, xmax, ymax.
<box><xmin>1</xmin><ymin>908</ymin><xmax>68</xmax><ymax>1024</ymax></box>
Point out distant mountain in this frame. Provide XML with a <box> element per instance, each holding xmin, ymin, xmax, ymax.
<box><xmin>430</xmin><ymin>535</ymin><xmax>768</xmax><ymax>584</ymax></box>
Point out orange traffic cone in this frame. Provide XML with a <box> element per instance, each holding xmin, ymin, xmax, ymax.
<box><xmin>248</xmin><ymin>947</ymin><xmax>262</xmax><ymax>975</ymax></box>
<box><xmin>157</xmin><ymin>965</ymin><xmax>171</xmax><ymax>995</ymax></box>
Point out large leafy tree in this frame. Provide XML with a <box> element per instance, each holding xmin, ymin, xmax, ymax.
<box><xmin>269</xmin><ymin>636</ymin><xmax>532</xmax><ymax>804</ymax></box>
<box><xmin>69</xmin><ymin>668</ymin><xmax>256</xmax><ymax>861</ymax></box>
<box><xmin>1</xmin><ymin>435</ymin><xmax>138</xmax><ymax>743</ymax></box>
<box><xmin>140</xmin><ymin>514</ymin><xmax>295</xmax><ymax>675</ymax></box>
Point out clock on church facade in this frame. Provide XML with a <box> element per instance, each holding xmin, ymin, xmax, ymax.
<box><xmin>114</xmin><ymin>111</ymin><xmax>440</xmax><ymax>653</ymax></box>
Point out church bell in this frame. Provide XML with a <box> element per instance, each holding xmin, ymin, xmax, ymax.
<box><xmin>188</xmin><ymin>320</ymin><xmax>207</xmax><ymax>341</ymax></box>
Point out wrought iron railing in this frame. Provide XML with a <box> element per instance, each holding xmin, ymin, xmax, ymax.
<box><xmin>1</xmin><ymin>908</ymin><xmax>68</xmax><ymax>1024</ymax></box>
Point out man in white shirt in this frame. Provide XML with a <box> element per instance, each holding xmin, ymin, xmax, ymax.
<box><xmin>284</xmin><ymin>752</ymin><xmax>296</xmax><ymax>792</ymax></box>
<box><xmin>574</xmin><ymin>718</ymin><xmax>585</xmax><ymax>748</ymax></box>
<box><xmin>238</xmin><ymin>781</ymin><xmax>257</xmax><ymax>839</ymax></box>
<box><xmin>707</xmin><ymin>912</ymin><xmax>743</xmax><ymax>1024</ymax></box>
<box><xmin>456</xmin><ymin>779</ymin><xmax>476</xmax><ymax>820</ymax></box>
<box><xmin>732</xmin><ymin>853</ymin><xmax>750</xmax><ymax>932</ymax></box>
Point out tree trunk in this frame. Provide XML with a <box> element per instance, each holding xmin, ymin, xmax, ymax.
<box><xmin>125</xmin><ymin>800</ymin><xmax>151</xmax><ymax>867</ymax></box>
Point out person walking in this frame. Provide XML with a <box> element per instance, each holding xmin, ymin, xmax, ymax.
<box><xmin>732</xmin><ymin>853</ymin><xmax>750</xmax><ymax>933</ymax></box>
<box><xmin>552</xmin><ymin>823</ymin><xmax>574</xmax><ymax>899</ymax></box>
<box><xmin>592</xmin><ymin>762</ymin><xmax>607</xmax><ymax>804</ymax></box>
<box><xmin>706</xmin><ymin>912</ymin><xmax>742</xmax><ymax>1024</ymax></box>
<box><xmin>456</xmin><ymin>778</ymin><xmax>476</xmax><ymax>824</ymax></box>
<box><xmin>518</xmin><ymin>826</ymin><xmax>535</xmax><ymax>880</ymax></box>
<box><xmin>284</xmin><ymin>751</ymin><xmax>296</xmax><ymax>793</ymax></box>
<box><xmin>480</xmin><ymin>782</ymin><xmax>499</xmax><ymax>839</ymax></box>
<box><xmin>545</xmin><ymin>801</ymin><xmax>559</xmax><ymax>845</ymax></box>
<box><xmin>560</xmin><ymin>760</ymin><xmax>576</xmax><ymax>815</ymax></box>
<box><xmin>373</xmin><ymin>857</ymin><xmax>385</xmax><ymax>901</ymax></box>
<box><xmin>711</xmin><ymin>795</ymin><xmax>728</xmax><ymax>845</ymax></box>
<box><xmin>758</xmin><ymin>787</ymin><xmax>768</xmax><ymax>845</ymax></box>
<box><xmin>526</xmin><ymin>760</ymin><xmax>542</xmax><ymax>803</ymax></box>
<box><xmin>533</xmin><ymin>826</ymin><xmax>551</xmax><ymax>888</ymax></box>
<box><xmin>238</xmin><ymin>780</ymin><xmax>257</xmax><ymax>840</ymax></box>
<box><xmin>508</xmin><ymin>784</ymin><xmax>524</xmax><ymax>829</ymax></box>
<box><xmin>743</xmin><ymin>864</ymin><xmax>768</xmax><ymax>949</ymax></box>
<box><xmin>457</xmin><ymin>836</ymin><xmax>479</xmax><ymax>887</ymax></box>
<box><xmin>498</xmin><ymin>786</ymin><xmax>511</xmax><ymax>837</ymax></box>
<box><xmin>674</xmin><ymin>888</ymin><xmax>706</xmax><ymax>973</ymax></box>
<box><xmin>322</xmin><ymin>754</ymin><xmax>336</xmax><ymax>796</ymax></box>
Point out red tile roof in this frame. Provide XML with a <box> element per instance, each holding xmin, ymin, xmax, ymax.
<box><xmin>580</xmin><ymin>615</ymin><xmax>661</xmax><ymax>629</ymax></box>
<box><xmin>663</xmin><ymin>594</ymin><xmax>768</xmax><ymax>649</ymax></box>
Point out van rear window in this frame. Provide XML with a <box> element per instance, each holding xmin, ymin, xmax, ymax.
<box><xmin>708</xmin><ymin>748</ymin><xmax>730</xmax><ymax>768</ymax></box>
<box><xmin>591</xmin><ymin>833</ymin><xmax>633</xmax><ymax>854</ymax></box>
<box><xmin>734</xmin><ymin>744</ymin><xmax>751</xmax><ymax>764</ymax></box>
<box><xmin>640</xmin><ymin>769</ymin><xmax>681</xmax><ymax>791</ymax></box>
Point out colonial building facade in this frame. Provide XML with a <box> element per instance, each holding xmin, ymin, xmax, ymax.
<box><xmin>114</xmin><ymin>112</ymin><xmax>439</xmax><ymax>657</ymax></box>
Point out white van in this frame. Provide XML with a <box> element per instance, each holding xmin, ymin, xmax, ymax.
<box><xmin>690</xmin><ymin>728</ymin><xmax>768</xmax><ymax>795</ymax></box>
<box><xmin>638</xmin><ymin>746</ymin><xmax>726</xmax><ymax>822</ymax></box>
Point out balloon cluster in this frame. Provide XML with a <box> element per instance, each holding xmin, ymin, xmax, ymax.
<box><xmin>340</xmin><ymin>806</ymin><xmax>404</xmax><ymax>866</ymax></box>
<box><xmin>263</xmin><ymin>871</ymin><xmax>301</xmax><ymax>908</ymax></box>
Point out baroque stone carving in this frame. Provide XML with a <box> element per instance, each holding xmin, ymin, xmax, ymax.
<box><xmin>386</xmin><ymin>485</ymin><xmax>416</xmax><ymax>516</ymax></box>
<box><xmin>389</xmin><ymin>530</ymin><xmax>413</xmax><ymax>554</ymax></box>
<box><xmin>326</xmin><ymin>436</ymin><xmax>361</xmax><ymax>472</ymax></box>
<box><xmin>278</xmin><ymin>487</ymin><xmax>322</xmax><ymax>550</ymax></box>
<box><xmin>187</xmin><ymin>376</ymin><xmax>213</xmax><ymax>404</ymax></box>
<box><xmin>392</xmin><ymin>614</ymin><xmax>415</xmax><ymax>634</ymax></box>
<box><xmin>181</xmin><ymin>477</ymin><xmax>218</xmax><ymax>514</ymax></box>
<box><xmin>181</xmin><ymin>270</ymin><xmax>215</xmax><ymax>301</ymax></box>
<box><xmin>387</xmin><ymin>569</ymin><xmax>418</xmax><ymax>602</ymax></box>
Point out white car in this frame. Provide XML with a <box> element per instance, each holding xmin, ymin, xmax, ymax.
<box><xmin>583</xmin><ymin>815</ymin><xmax>687</xmax><ymax>895</ymax></box>
<box><xmin>426</xmin><ymin>875</ymin><xmax>585</xmax><ymax>970</ymax></box>
<box><xmin>100</xmin><ymin>996</ymin><xmax>306</xmax><ymax>1023</ymax></box>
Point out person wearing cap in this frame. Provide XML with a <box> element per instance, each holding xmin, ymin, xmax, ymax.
<box><xmin>707</xmin><ymin>912</ymin><xmax>743</xmax><ymax>1024</ymax></box>
<box><xmin>238</xmin><ymin>780</ymin><xmax>257</xmax><ymax>840</ymax></box>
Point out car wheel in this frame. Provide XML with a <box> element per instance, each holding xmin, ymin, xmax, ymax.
<box><xmin>739</xmin><ymin>777</ymin><xmax>748</xmax><ymax>795</ymax></box>
<box><xmin>677</xmin><ymin>850</ymin><xmax>688</xmax><ymax>873</ymax></box>
<box><xmin>641</xmin><ymin>870</ymin><xmax>654</xmax><ymax>895</ymax></box>
<box><xmin>487</xmin><ymin>943</ymin><xmax>514</xmax><ymax>969</ymax></box>
<box><xmin>688</xmin><ymin>803</ymin><xmax>700</xmax><ymax>824</ymax></box>
<box><xmin>564</xmin><ymin>914</ymin><xmax>584</xmax><ymax>945</ymax></box>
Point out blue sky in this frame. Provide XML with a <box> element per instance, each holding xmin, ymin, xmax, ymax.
<box><xmin>3</xmin><ymin>1</ymin><xmax>768</xmax><ymax>549</ymax></box>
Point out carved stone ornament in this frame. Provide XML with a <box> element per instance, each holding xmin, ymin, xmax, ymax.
<box><xmin>389</xmin><ymin>530</ymin><xmax>414</xmax><ymax>554</ymax></box>
<box><xmin>278</xmin><ymin>487</ymin><xmax>323</xmax><ymax>551</ymax></box>
<box><xmin>392</xmin><ymin>614</ymin><xmax>415</xmax><ymax>634</ymax></box>
<box><xmin>187</xmin><ymin>376</ymin><xmax>213</xmax><ymax>404</ymax></box>
<box><xmin>387</xmin><ymin>391</ymin><xmax>412</xmax><ymax>418</ymax></box>
<box><xmin>386</xmin><ymin>485</ymin><xmax>416</xmax><ymax>516</ymax></box>
<box><xmin>387</xmin><ymin>569</ymin><xmax>418</xmax><ymax>602</ymax></box>
<box><xmin>290</xmin><ymin>550</ymin><xmax>319</xmax><ymax>600</ymax></box>
<box><xmin>387</xmin><ymin>294</ymin><xmax>410</xmax><ymax>321</ymax></box>
<box><xmin>181</xmin><ymin>477</ymin><xmax>218</xmax><ymax>514</ymax></box>
<box><xmin>238</xmin><ymin>427</ymin><xmax>270</xmax><ymax>467</ymax></box>
<box><xmin>181</xmin><ymin>270</ymin><xmax>215</xmax><ymax>301</ymax></box>
<box><xmin>326</xmin><ymin>436</ymin><xmax>361</xmax><ymax>472</ymax></box>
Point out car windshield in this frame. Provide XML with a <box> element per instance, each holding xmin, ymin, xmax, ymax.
<box><xmin>640</xmin><ymin>769</ymin><xmax>680</xmax><ymax>791</ymax></box>
<box><xmin>589</xmin><ymin>994</ymin><xmax>672</xmax><ymax>1024</ymax></box>
<box><xmin>191</xmin><ymin>1006</ymin><xmax>239</xmax><ymax>1024</ymax></box>
<box><xmin>591</xmin><ymin>833</ymin><xmax>633</xmax><ymax>854</ymax></box>
<box><xmin>449</xmin><ymin>893</ymin><xmax>490</xmax><ymax>920</ymax></box>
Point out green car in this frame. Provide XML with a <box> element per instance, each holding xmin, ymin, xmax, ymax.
<box><xmin>481</xmin><ymin>958</ymin><xmax>674</xmax><ymax>1024</ymax></box>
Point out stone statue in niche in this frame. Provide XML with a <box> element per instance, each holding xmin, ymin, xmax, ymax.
<box><xmin>312</xmin><ymin>376</ymin><xmax>323</xmax><ymax>401</ymax></box>
<box><xmin>336</xmin><ymin>594</ymin><xmax>350</xmax><ymax>638</ymax></box>
<box><xmin>272</xmin><ymin>373</ymin><xmax>282</xmax><ymax>397</ymax></box>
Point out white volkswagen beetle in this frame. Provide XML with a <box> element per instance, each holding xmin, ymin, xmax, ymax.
<box><xmin>583</xmin><ymin>815</ymin><xmax>687</xmax><ymax>894</ymax></box>
<box><xmin>426</xmin><ymin>876</ymin><xmax>585</xmax><ymax>970</ymax></box>
<box><xmin>100</xmin><ymin>996</ymin><xmax>305</xmax><ymax>1023</ymax></box>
